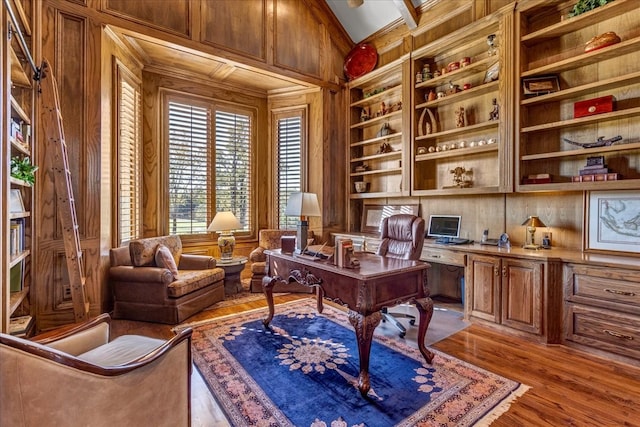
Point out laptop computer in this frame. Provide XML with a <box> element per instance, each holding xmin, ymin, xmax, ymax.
<box><xmin>426</xmin><ymin>215</ymin><xmax>470</xmax><ymax>245</ymax></box>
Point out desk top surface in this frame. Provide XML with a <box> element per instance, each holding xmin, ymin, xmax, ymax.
<box><xmin>265</xmin><ymin>249</ymin><xmax>428</xmax><ymax>280</ymax></box>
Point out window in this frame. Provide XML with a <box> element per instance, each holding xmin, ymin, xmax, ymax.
<box><xmin>166</xmin><ymin>94</ymin><xmax>253</xmax><ymax>236</ymax></box>
<box><xmin>274</xmin><ymin>108</ymin><xmax>307</xmax><ymax>229</ymax></box>
<box><xmin>115</xmin><ymin>63</ymin><xmax>142</xmax><ymax>245</ymax></box>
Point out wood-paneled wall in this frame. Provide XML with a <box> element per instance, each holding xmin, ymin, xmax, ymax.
<box><xmin>36</xmin><ymin>0</ymin><xmax>351</xmax><ymax>331</ymax></box>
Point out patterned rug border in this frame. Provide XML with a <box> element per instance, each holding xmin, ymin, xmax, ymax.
<box><xmin>185</xmin><ymin>299</ymin><xmax>530</xmax><ymax>426</ymax></box>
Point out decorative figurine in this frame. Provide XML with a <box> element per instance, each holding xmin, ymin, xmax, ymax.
<box><xmin>489</xmin><ymin>98</ymin><xmax>499</xmax><ymax>121</ymax></box>
<box><xmin>563</xmin><ymin>135</ymin><xmax>622</xmax><ymax>148</ymax></box>
<box><xmin>360</xmin><ymin>106</ymin><xmax>370</xmax><ymax>122</ymax></box>
<box><xmin>449</xmin><ymin>166</ymin><xmax>473</xmax><ymax>188</ymax></box>
<box><xmin>427</xmin><ymin>90</ymin><xmax>437</xmax><ymax>101</ymax></box>
<box><xmin>422</xmin><ymin>64</ymin><xmax>432</xmax><ymax>80</ymax></box>
<box><xmin>446</xmin><ymin>81</ymin><xmax>461</xmax><ymax>95</ymax></box>
<box><xmin>376</xmin><ymin>123</ymin><xmax>391</xmax><ymax>138</ymax></box>
<box><xmin>487</xmin><ymin>34</ymin><xmax>497</xmax><ymax>56</ymax></box>
<box><xmin>416</xmin><ymin>72</ymin><xmax>423</xmax><ymax>83</ymax></box>
<box><xmin>455</xmin><ymin>106</ymin><xmax>465</xmax><ymax>128</ymax></box>
<box><xmin>377</xmin><ymin>142</ymin><xmax>393</xmax><ymax>154</ymax></box>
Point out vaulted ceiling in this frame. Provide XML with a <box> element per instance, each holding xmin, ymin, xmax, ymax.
<box><xmin>325</xmin><ymin>0</ymin><xmax>431</xmax><ymax>43</ymax></box>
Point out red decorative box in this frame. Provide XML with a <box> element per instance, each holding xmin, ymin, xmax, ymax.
<box><xmin>574</xmin><ymin>95</ymin><xmax>614</xmax><ymax>118</ymax></box>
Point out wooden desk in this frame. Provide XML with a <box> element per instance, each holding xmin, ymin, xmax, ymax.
<box><xmin>262</xmin><ymin>249</ymin><xmax>432</xmax><ymax>396</ymax></box>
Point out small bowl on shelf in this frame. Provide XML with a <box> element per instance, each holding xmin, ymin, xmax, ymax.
<box><xmin>354</xmin><ymin>181</ymin><xmax>369</xmax><ymax>193</ymax></box>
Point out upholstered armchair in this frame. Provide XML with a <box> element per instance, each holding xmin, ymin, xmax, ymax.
<box><xmin>0</xmin><ymin>313</ymin><xmax>192</xmax><ymax>427</ymax></box>
<box><xmin>249</xmin><ymin>229</ymin><xmax>315</xmax><ymax>293</ymax></box>
<box><xmin>110</xmin><ymin>235</ymin><xmax>225</xmax><ymax>324</ymax></box>
<box><xmin>377</xmin><ymin>214</ymin><xmax>426</xmax><ymax>337</ymax></box>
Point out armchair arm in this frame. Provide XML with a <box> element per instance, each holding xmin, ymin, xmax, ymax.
<box><xmin>250</xmin><ymin>246</ymin><xmax>266</xmax><ymax>263</ymax></box>
<box><xmin>1</xmin><ymin>327</ymin><xmax>192</xmax><ymax>377</ymax></box>
<box><xmin>110</xmin><ymin>265</ymin><xmax>174</xmax><ymax>284</ymax></box>
<box><xmin>178</xmin><ymin>253</ymin><xmax>216</xmax><ymax>270</ymax></box>
<box><xmin>35</xmin><ymin>313</ymin><xmax>111</xmax><ymax>355</ymax></box>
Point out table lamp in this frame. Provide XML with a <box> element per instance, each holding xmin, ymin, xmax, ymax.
<box><xmin>285</xmin><ymin>192</ymin><xmax>321</xmax><ymax>254</ymax></box>
<box><xmin>522</xmin><ymin>215</ymin><xmax>546</xmax><ymax>250</ymax></box>
<box><xmin>208</xmin><ymin>211</ymin><xmax>242</xmax><ymax>260</ymax></box>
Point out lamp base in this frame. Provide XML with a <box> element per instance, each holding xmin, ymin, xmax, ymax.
<box><xmin>218</xmin><ymin>232</ymin><xmax>236</xmax><ymax>260</ymax></box>
<box><xmin>295</xmin><ymin>220</ymin><xmax>309</xmax><ymax>254</ymax></box>
<box><xmin>522</xmin><ymin>244</ymin><xmax>540</xmax><ymax>250</ymax></box>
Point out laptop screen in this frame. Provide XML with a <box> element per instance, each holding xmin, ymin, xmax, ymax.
<box><xmin>427</xmin><ymin>215</ymin><xmax>461</xmax><ymax>239</ymax></box>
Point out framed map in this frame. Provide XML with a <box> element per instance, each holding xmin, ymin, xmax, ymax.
<box><xmin>586</xmin><ymin>190</ymin><xmax>640</xmax><ymax>254</ymax></box>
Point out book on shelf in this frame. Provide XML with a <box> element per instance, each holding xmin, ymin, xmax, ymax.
<box><xmin>522</xmin><ymin>173</ymin><xmax>552</xmax><ymax>184</ymax></box>
<box><xmin>10</xmin><ymin>260</ymin><xmax>24</xmax><ymax>292</ymax></box>
<box><xmin>9</xmin><ymin>218</ymin><xmax>25</xmax><ymax>256</ymax></box>
<box><xmin>9</xmin><ymin>315</ymin><xmax>33</xmax><ymax>337</ymax></box>
<box><xmin>572</xmin><ymin>173</ymin><xmax>620</xmax><ymax>182</ymax></box>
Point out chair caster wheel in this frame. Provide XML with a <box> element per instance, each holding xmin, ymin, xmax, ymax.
<box><xmin>399</xmin><ymin>332</ymin><xmax>406</xmax><ymax>338</ymax></box>
<box><xmin>409</xmin><ymin>319</ymin><xmax>416</xmax><ymax>326</ymax></box>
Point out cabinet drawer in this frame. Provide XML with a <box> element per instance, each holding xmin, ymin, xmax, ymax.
<box><xmin>421</xmin><ymin>248</ymin><xmax>466</xmax><ymax>267</ymax></box>
<box><xmin>567</xmin><ymin>265</ymin><xmax>640</xmax><ymax>313</ymax></box>
<box><xmin>566</xmin><ymin>304</ymin><xmax>640</xmax><ymax>360</ymax></box>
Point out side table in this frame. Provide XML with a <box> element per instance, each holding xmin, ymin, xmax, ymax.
<box><xmin>216</xmin><ymin>256</ymin><xmax>248</xmax><ymax>296</ymax></box>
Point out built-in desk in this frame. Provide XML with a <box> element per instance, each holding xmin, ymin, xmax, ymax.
<box><xmin>333</xmin><ymin>232</ymin><xmax>640</xmax><ymax>365</ymax></box>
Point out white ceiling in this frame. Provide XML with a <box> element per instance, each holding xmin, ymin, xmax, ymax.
<box><xmin>325</xmin><ymin>0</ymin><xmax>428</xmax><ymax>44</ymax></box>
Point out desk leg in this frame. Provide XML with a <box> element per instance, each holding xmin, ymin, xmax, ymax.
<box><xmin>415</xmin><ymin>297</ymin><xmax>435</xmax><ymax>363</ymax></box>
<box><xmin>262</xmin><ymin>276</ymin><xmax>278</xmax><ymax>327</ymax></box>
<box><xmin>348</xmin><ymin>310</ymin><xmax>382</xmax><ymax>397</ymax></box>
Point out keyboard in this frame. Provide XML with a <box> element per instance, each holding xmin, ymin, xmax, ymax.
<box><xmin>435</xmin><ymin>237</ymin><xmax>471</xmax><ymax>245</ymax></box>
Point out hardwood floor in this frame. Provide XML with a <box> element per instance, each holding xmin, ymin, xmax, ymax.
<box><xmin>111</xmin><ymin>293</ymin><xmax>640</xmax><ymax>426</ymax></box>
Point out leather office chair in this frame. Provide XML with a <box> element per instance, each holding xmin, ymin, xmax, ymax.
<box><xmin>376</xmin><ymin>214</ymin><xmax>426</xmax><ymax>337</ymax></box>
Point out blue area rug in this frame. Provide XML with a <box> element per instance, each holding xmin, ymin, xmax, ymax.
<box><xmin>188</xmin><ymin>299</ymin><xmax>527</xmax><ymax>426</ymax></box>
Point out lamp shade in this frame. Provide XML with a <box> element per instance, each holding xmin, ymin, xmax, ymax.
<box><xmin>521</xmin><ymin>216</ymin><xmax>546</xmax><ymax>228</ymax></box>
<box><xmin>207</xmin><ymin>211</ymin><xmax>241</xmax><ymax>232</ymax></box>
<box><xmin>285</xmin><ymin>192</ymin><xmax>321</xmax><ymax>218</ymax></box>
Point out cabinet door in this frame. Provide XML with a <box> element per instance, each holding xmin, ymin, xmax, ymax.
<box><xmin>467</xmin><ymin>254</ymin><xmax>500</xmax><ymax>323</ymax></box>
<box><xmin>501</xmin><ymin>258</ymin><xmax>542</xmax><ymax>334</ymax></box>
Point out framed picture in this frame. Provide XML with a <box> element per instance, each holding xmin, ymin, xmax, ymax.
<box><xmin>361</xmin><ymin>204</ymin><xmax>420</xmax><ymax>235</ymax></box>
<box><xmin>585</xmin><ymin>190</ymin><xmax>640</xmax><ymax>254</ymax></box>
<box><xmin>522</xmin><ymin>75</ymin><xmax>560</xmax><ymax>97</ymax></box>
<box><xmin>9</xmin><ymin>189</ymin><xmax>25</xmax><ymax>213</ymax></box>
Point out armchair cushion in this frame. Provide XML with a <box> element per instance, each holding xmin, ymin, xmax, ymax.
<box><xmin>77</xmin><ymin>335</ymin><xmax>166</xmax><ymax>366</ymax></box>
<box><xmin>155</xmin><ymin>244</ymin><xmax>179</xmax><ymax>279</ymax></box>
<box><xmin>130</xmin><ymin>235</ymin><xmax>183</xmax><ymax>267</ymax></box>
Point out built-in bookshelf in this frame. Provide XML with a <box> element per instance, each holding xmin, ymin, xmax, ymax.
<box><xmin>516</xmin><ymin>0</ymin><xmax>640</xmax><ymax>191</ymax></box>
<box><xmin>2</xmin><ymin>0</ymin><xmax>36</xmax><ymax>336</ymax></box>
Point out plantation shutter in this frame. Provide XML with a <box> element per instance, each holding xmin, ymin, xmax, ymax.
<box><xmin>168</xmin><ymin>101</ymin><xmax>211</xmax><ymax>235</ymax></box>
<box><xmin>214</xmin><ymin>110</ymin><xmax>252</xmax><ymax>232</ymax></box>
<box><xmin>277</xmin><ymin>116</ymin><xmax>303</xmax><ymax>229</ymax></box>
<box><xmin>117</xmin><ymin>71</ymin><xmax>142</xmax><ymax>244</ymax></box>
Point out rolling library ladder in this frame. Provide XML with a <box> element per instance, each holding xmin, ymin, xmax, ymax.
<box><xmin>38</xmin><ymin>59</ymin><xmax>90</xmax><ymax>322</ymax></box>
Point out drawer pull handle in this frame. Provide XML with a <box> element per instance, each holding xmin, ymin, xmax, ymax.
<box><xmin>604</xmin><ymin>288</ymin><xmax>636</xmax><ymax>297</ymax></box>
<box><xmin>603</xmin><ymin>329</ymin><xmax>633</xmax><ymax>341</ymax></box>
<box><xmin>430</xmin><ymin>255</ymin><xmax>441</xmax><ymax>259</ymax></box>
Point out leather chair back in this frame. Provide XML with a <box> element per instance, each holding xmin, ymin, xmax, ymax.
<box><xmin>376</xmin><ymin>214</ymin><xmax>425</xmax><ymax>260</ymax></box>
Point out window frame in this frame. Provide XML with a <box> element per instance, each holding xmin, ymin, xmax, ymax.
<box><xmin>161</xmin><ymin>89</ymin><xmax>257</xmax><ymax>242</ymax></box>
<box><xmin>272</xmin><ymin>106</ymin><xmax>308</xmax><ymax>230</ymax></box>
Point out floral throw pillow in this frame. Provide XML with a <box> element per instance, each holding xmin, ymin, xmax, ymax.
<box><xmin>155</xmin><ymin>244</ymin><xmax>179</xmax><ymax>279</ymax></box>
